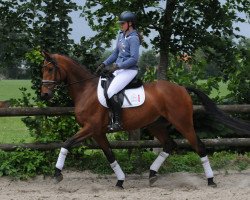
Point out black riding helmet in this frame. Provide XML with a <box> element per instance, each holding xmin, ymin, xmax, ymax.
<box><xmin>118</xmin><ymin>11</ymin><xmax>136</xmax><ymax>24</ymax></box>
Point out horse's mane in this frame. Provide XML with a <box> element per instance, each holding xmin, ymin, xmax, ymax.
<box><xmin>52</xmin><ymin>53</ymin><xmax>90</xmax><ymax>72</ymax></box>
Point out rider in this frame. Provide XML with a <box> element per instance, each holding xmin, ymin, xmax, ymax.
<box><xmin>97</xmin><ymin>11</ymin><xmax>141</xmax><ymax>131</ymax></box>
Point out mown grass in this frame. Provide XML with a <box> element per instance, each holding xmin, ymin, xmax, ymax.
<box><xmin>0</xmin><ymin>80</ymin><xmax>35</xmax><ymax>143</ymax></box>
<box><xmin>0</xmin><ymin>79</ymin><xmax>34</xmax><ymax>100</ymax></box>
<box><xmin>0</xmin><ymin>117</ymin><xmax>34</xmax><ymax>143</ymax></box>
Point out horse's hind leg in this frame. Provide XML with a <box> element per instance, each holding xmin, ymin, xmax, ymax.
<box><xmin>165</xmin><ymin>100</ymin><xmax>217</xmax><ymax>187</ymax></box>
<box><xmin>146</xmin><ymin>120</ymin><xmax>177</xmax><ymax>186</ymax></box>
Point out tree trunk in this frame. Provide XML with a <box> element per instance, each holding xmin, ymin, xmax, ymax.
<box><xmin>157</xmin><ymin>49</ymin><xmax>168</xmax><ymax>80</ymax></box>
<box><xmin>156</xmin><ymin>0</ymin><xmax>177</xmax><ymax>80</ymax></box>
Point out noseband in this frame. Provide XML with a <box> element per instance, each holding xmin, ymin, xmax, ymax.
<box><xmin>42</xmin><ymin>59</ymin><xmax>62</xmax><ymax>87</ymax></box>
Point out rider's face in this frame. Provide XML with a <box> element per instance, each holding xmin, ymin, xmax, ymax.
<box><xmin>120</xmin><ymin>22</ymin><xmax>130</xmax><ymax>31</ymax></box>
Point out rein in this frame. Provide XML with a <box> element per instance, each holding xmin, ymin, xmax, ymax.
<box><xmin>66</xmin><ymin>76</ymin><xmax>98</xmax><ymax>86</ymax></box>
<box><xmin>42</xmin><ymin>58</ymin><xmax>98</xmax><ymax>87</ymax></box>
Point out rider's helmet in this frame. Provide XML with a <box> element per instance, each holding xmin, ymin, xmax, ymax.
<box><xmin>118</xmin><ymin>11</ymin><xmax>136</xmax><ymax>24</ymax></box>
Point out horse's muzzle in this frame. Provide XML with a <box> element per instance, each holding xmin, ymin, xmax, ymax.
<box><xmin>41</xmin><ymin>91</ymin><xmax>53</xmax><ymax>101</ymax></box>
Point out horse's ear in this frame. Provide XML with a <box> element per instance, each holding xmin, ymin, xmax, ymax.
<box><xmin>41</xmin><ymin>51</ymin><xmax>51</xmax><ymax>60</ymax></box>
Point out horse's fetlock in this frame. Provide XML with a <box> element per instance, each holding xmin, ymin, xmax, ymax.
<box><xmin>208</xmin><ymin>177</ymin><xmax>217</xmax><ymax>187</ymax></box>
<box><xmin>115</xmin><ymin>180</ymin><xmax>124</xmax><ymax>189</ymax></box>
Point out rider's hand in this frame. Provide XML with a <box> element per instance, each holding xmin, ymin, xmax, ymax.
<box><xmin>95</xmin><ymin>63</ymin><xmax>105</xmax><ymax>74</ymax></box>
<box><xmin>108</xmin><ymin>63</ymin><xmax>119</xmax><ymax>74</ymax></box>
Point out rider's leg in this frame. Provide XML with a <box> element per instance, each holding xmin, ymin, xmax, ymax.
<box><xmin>107</xmin><ymin>69</ymin><xmax>138</xmax><ymax>99</ymax></box>
<box><xmin>107</xmin><ymin>94</ymin><xmax>123</xmax><ymax>131</ymax></box>
<box><xmin>107</xmin><ymin>69</ymin><xmax>137</xmax><ymax>131</ymax></box>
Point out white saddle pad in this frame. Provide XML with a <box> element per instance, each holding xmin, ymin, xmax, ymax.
<box><xmin>97</xmin><ymin>77</ymin><xmax>145</xmax><ymax>108</ymax></box>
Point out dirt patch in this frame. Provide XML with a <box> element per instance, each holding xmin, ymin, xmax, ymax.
<box><xmin>0</xmin><ymin>169</ymin><xmax>249</xmax><ymax>200</ymax></box>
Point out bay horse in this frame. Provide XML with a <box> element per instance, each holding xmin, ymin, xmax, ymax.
<box><xmin>40</xmin><ymin>52</ymin><xmax>250</xmax><ymax>189</ymax></box>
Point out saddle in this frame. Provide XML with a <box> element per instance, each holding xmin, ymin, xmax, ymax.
<box><xmin>97</xmin><ymin>75</ymin><xmax>145</xmax><ymax>108</ymax></box>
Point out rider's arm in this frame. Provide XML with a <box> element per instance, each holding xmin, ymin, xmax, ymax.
<box><xmin>103</xmin><ymin>47</ymin><xmax>119</xmax><ymax>66</ymax></box>
<box><xmin>103</xmin><ymin>35</ymin><xmax>120</xmax><ymax>66</ymax></box>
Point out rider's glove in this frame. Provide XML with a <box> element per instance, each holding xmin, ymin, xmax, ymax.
<box><xmin>95</xmin><ymin>63</ymin><xmax>105</xmax><ymax>74</ymax></box>
<box><xmin>108</xmin><ymin>63</ymin><xmax>119</xmax><ymax>74</ymax></box>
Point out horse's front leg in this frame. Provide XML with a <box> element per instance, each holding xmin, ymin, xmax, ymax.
<box><xmin>54</xmin><ymin>126</ymin><xmax>93</xmax><ymax>183</ymax></box>
<box><xmin>93</xmin><ymin>134</ymin><xmax>125</xmax><ymax>189</ymax></box>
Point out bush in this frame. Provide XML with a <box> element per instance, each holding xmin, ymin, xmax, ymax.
<box><xmin>0</xmin><ymin>149</ymin><xmax>56</xmax><ymax>179</ymax></box>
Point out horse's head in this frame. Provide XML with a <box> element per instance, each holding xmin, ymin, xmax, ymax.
<box><xmin>41</xmin><ymin>51</ymin><xmax>64</xmax><ymax>101</ymax></box>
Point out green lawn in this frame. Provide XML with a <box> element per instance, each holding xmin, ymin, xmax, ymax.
<box><xmin>0</xmin><ymin>79</ymin><xmax>34</xmax><ymax>100</ymax></box>
<box><xmin>0</xmin><ymin>80</ymin><xmax>35</xmax><ymax>143</ymax></box>
<box><xmin>0</xmin><ymin>117</ymin><xmax>34</xmax><ymax>143</ymax></box>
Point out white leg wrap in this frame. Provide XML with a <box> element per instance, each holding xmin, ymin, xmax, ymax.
<box><xmin>150</xmin><ymin>152</ymin><xmax>169</xmax><ymax>172</ymax></box>
<box><xmin>55</xmin><ymin>148</ymin><xmax>69</xmax><ymax>170</ymax></box>
<box><xmin>201</xmin><ymin>156</ymin><xmax>214</xmax><ymax>178</ymax></box>
<box><xmin>110</xmin><ymin>160</ymin><xmax>125</xmax><ymax>181</ymax></box>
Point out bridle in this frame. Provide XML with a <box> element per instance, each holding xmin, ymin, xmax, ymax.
<box><xmin>41</xmin><ymin>58</ymin><xmax>63</xmax><ymax>91</ymax></box>
<box><xmin>41</xmin><ymin>57</ymin><xmax>98</xmax><ymax>89</ymax></box>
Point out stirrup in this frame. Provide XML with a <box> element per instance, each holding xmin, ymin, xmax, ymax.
<box><xmin>108</xmin><ymin>122</ymin><xmax>122</xmax><ymax>131</ymax></box>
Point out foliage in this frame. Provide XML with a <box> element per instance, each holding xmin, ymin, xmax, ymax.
<box><xmin>227</xmin><ymin>38</ymin><xmax>250</xmax><ymax>104</ymax></box>
<box><xmin>0</xmin><ymin>149</ymin><xmax>249</xmax><ymax>179</ymax></box>
<box><xmin>82</xmin><ymin>0</ymin><xmax>250</xmax><ymax>79</ymax></box>
<box><xmin>0</xmin><ymin>149</ymin><xmax>56</xmax><ymax>179</ymax></box>
<box><xmin>0</xmin><ymin>0</ymin><xmax>78</xmax><ymax>78</ymax></box>
<box><xmin>138</xmin><ymin>50</ymin><xmax>158</xmax><ymax>79</ymax></box>
<box><xmin>0</xmin><ymin>1</ymin><xmax>30</xmax><ymax>78</ymax></box>
<box><xmin>23</xmin><ymin>116</ymin><xmax>80</xmax><ymax>143</ymax></box>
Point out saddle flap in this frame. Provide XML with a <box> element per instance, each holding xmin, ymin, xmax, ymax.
<box><xmin>97</xmin><ymin>77</ymin><xmax>145</xmax><ymax>108</ymax></box>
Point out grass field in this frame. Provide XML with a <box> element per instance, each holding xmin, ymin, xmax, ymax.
<box><xmin>0</xmin><ymin>79</ymin><xmax>34</xmax><ymax>100</ymax></box>
<box><xmin>0</xmin><ymin>117</ymin><xmax>34</xmax><ymax>143</ymax></box>
<box><xmin>0</xmin><ymin>80</ymin><xmax>35</xmax><ymax>143</ymax></box>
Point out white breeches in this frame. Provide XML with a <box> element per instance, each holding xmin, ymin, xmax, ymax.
<box><xmin>107</xmin><ymin>69</ymin><xmax>138</xmax><ymax>99</ymax></box>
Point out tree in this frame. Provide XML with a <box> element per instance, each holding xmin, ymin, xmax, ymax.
<box><xmin>227</xmin><ymin>38</ymin><xmax>250</xmax><ymax>104</ymax></box>
<box><xmin>0</xmin><ymin>0</ymin><xmax>78</xmax><ymax>79</ymax></box>
<box><xmin>0</xmin><ymin>1</ymin><xmax>30</xmax><ymax>78</ymax></box>
<box><xmin>137</xmin><ymin>50</ymin><xmax>158</xmax><ymax>78</ymax></box>
<box><xmin>82</xmin><ymin>0</ymin><xmax>250</xmax><ymax>80</ymax></box>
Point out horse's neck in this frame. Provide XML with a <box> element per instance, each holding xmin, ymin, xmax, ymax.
<box><xmin>65</xmin><ymin>63</ymin><xmax>97</xmax><ymax>104</ymax></box>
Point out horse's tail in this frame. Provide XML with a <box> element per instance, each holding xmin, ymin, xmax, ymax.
<box><xmin>186</xmin><ymin>87</ymin><xmax>250</xmax><ymax>136</ymax></box>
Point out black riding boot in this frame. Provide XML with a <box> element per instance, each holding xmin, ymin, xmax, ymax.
<box><xmin>107</xmin><ymin>95</ymin><xmax>122</xmax><ymax>131</ymax></box>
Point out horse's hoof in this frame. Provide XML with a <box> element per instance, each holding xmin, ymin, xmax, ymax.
<box><xmin>115</xmin><ymin>180</ymin><xmax>124</xmax><ymax>189</ymax></box>
<box><xmin>149</xmin><ymin>170</ymin><xmax>158</xmax><ymax>186</ymax></box>
<box><xmin>54</xmin><ymin>173</ymin><xmax>63</xmax><ymax>184</ymax></box>
<box><xmin>149</xmin><ymin>175</ymin><xmax>158</xmax><ymax>186</ymax></box>
<box><xmin>208</xmin><ymin>177</ymin><xmax>217</xmax><ymax>188</ymax></box>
